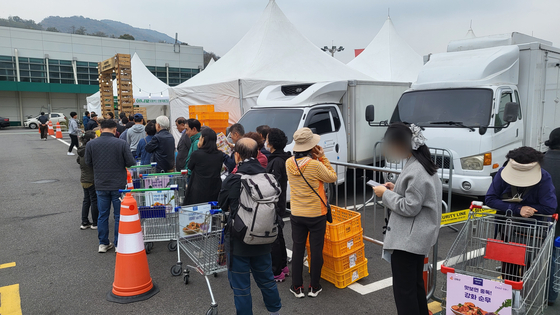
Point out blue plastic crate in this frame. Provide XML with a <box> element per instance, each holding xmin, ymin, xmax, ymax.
<box><xmin>138</xmin><ymin>206</ymin><xmax>167</xmax><ymax>219</ymax></box>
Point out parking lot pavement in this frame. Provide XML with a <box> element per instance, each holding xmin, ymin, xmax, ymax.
<box><xmin>0</xmin><ymin>129</ymin><xmax>557</xmax><ymax>314</ymax></box>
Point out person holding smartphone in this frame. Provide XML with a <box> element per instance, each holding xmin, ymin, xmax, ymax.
<box><xmin>372</xmin><ymin>122</ymin><xmax>442</xmax><ymax>315</ymax></box>
<box><xmin>286</xmin><ymin>128</ymin><xmax>337</xmax><ymax>298</ymax></box>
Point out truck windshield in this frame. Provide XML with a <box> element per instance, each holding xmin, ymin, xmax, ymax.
<box><xmin>391</xmin><ymin>88</ymin><xmax>493</xmax><ymax>127</ymax></box>
<box><xmin>238</xmin><ymin>108</ymin><xmax>303</xmax><ymax>143</ymax></box>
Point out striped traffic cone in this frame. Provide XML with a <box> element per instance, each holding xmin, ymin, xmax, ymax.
<box><xmin>55</xmin><ymin>122</ymin><xmax>63</xmax><ymax>139</ymax></box>
<box><xmin>126</xmin><ymin>170</ymin><xmax>134</xmax><ymax>190</ymax></box>
<box><xmin>48</xmin><ymin>120</ymin><xmax>54</xmax><ymax>136</ymax></box>
<box><xmin>107</xmin><ymin>193</ymin><xmax>159</xmax><ymax>303</ymax></box>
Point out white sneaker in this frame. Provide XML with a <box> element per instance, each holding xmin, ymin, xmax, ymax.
<box><xmin>98</xmin><ymin>243</ymin><xmax>114</xmax><ymax>253</ymax></box>
<box><xmin>90</xmin><ymin>225</ymin><xmax>97</xmax><ymax>230</ymax></box>
<box><xmin>67</xmin><ymin>152</ymin><xmax>75</xmax><ymax>156</ymax></box>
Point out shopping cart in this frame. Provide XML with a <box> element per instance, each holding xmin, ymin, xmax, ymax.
<box><xmin>441</xmin><ymin>211</ymin><xmax>558</xmax><ymax>314</ymax></box>
<box><xmin>175</xmin><ymin>203</ymin><xmax>227</xmax><ymax>315</ymax></box>
<box><xmin>140</xmin><ymin>171</ymin><xmax>188</xmax><ymax>205</ymax></box>
<box><xmin>127</xmin><ymin>163</ymin><xmax>157</xmax><ymax>188</ymax></box>
<box><xmin>554</xmin><ymin>237</ymin><xmax>560</xmax><ymax>294</ymax></box>
<box><xmin>119</xmin><ymin>186</ymin><xmax>180</xmax><ymax>254</ymax></box>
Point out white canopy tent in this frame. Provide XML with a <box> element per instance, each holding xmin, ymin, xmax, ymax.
<box><xmin>347</xmin><ymin>16</ymin><xmax>423</xmax><ymax>83</ymax></box>
<box><xmin>86</xmin><ymin>53</ymin><xmax>170</xmax><ymax>119</ymax></box>
<box><xmin>168</xmin><ymin>0</ymin><xmax>372</xmax><ymax>139</ymax></box>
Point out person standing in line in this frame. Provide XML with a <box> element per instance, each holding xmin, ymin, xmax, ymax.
<box><xmin>38</xmin><ymin>112</ymin><xmax>49</xmax><ymax>140</ymax></box>
<box><xmin>184</xmin><ymin>128</ymin><xmax>223</xmax><ymax>205</ymax></box>
<box><xmin>136</xmin><ymin>120</ymin><xmax>156</xmax><ymax>165</ymax></box>
<box><xmin>286</xmin><ymin>128</ymin><xmax>337</xmax><ymax>298</ymax></box>
<box><xmin>126</xmin><ymin>113</ymin><xmax>146</xmax><ymax>157</ymax></box>
<box><xmin>145</xmin><ymin>116</ymin><xmax>175</xmax><ymax>172</ymax></box>
<box><xmin>244</xmin><ymin>132</ymin><xmax>268</xmax><ymax>168</ymax></box>
<box><xmin>77</xmin><ymin>130</ymin><xmax>98</xmax><ymax>230</ymax></box>
<box><xmin>542</xmin><ymin>127</ymin><xmax>560</xmax><ymax>306</ymax></box>
<box><xmin>85</xmin><ymin>119</ymin><xmax>135</xmax><ymax>253</ymax></box>
<box><xmin>223</xmin><ymin>123</ymin><xmax>245</xmax><ymax>173</ymax></box>
<box><xmin>82</xmin><ymin>111</ymin><xmax>90</xmax><ymax>127</ymax></box>
<box><xmin>105</xmin><ymin>111</ymin><xmax>115</xmax><ymax>120</ymax></box>
<box><xmin>372</xmin><ymin>123</ymin><xmax>442</xmax><ymax>315</ymax></box>
<box><xmin>218</xmin><ymin>138</ymin><xmax>282</xmax><ymax>315</ymax></box>
<box><xmin>119</xmin><ymin>121</ymin><xmax>135</xmax><ymax>140</ymax></box>
<box><xmin>184</xmin><ymin>119</ymin><xmax>201</xmax><ymax>171</ymax></box>
<box><xmin>175</xmin><ymin>117</ymin><xmax>191</xmax><ymax>172</ymax></box>
<box><xmin>85</xmin><ymin>114</ymin><xmax>98</xmax><ymax>131</ymax></box>
<box><xmin>266</xmin><ymin>128</ymin><xmax>292</xmax><ymax>282</ymax></box>
<box><xmin>67</xmin><ymin>111</ymin><xmax>79</xmax><ymax>156</ymax></box>
<box><xmin>257</xmin><ymin>125</ymin><xmax>271</xmax><ymax>158</ymax></box>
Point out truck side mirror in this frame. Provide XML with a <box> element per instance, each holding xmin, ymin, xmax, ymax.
<box><xmin>365</xmin><ymin>105</ymin><xmax>375</xmax><ymax>122</ymax></box>
<box><xmin>503</xmin><ymin>102</ymin><xmax>520</xmax><ymax>123</ymax></box>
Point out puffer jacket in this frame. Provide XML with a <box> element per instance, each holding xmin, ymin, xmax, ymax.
<box><xmin>76</xmin><ymin>145</ymin><xmax>94</xmax><ymax>184</ymax></box>
<box><xmin>145</xmin><ymin>129</ymin><xmax>175</xmax><ymax>172</ymax></box>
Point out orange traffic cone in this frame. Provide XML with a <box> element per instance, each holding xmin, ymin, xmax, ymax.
<box><xmin>55</xmin><ymin>122</ymin><xmax>63</xmax><ymax>139</ymax></box>
<box><xmin>126</xmin><ymin>170</ymin><xmax>134</xmax><ymax>190</ymax></box>
<box><xmin>48</xmin><ymin>120</ymin><xmax>54</xmax><ymax>136</ymax></box>
<box><xmin>107</xmin><ymin>193</ymin><xmax>159</xmax><ymax>303</ymax></box>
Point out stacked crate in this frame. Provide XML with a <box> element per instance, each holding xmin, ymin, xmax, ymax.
<box><xmin>189</xmin><ymin>105</ymin><xmax>230</xmax><ymax>134</ymax></box>
<box><xmin>307</xmin><ymin>206</ymin><xmax>368</xmax><ymax>288</ymax></box>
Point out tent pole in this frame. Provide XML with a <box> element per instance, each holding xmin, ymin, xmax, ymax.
<box><xmin>238</xmin><ymin>79</ymin><xmax>244</xmax><ymax>115</ymax></box>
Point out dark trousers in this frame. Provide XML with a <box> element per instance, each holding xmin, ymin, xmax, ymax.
<box><xmin>227</xmin><ymin>253</ymin><xmax>282</xmax><ymax>315</ymax></box>
<box><xmin>82</xmin><ymin>185</ymin><xmax>98</xmax><ymax>225</ymax></box>
<box><xmin>39</xmin><ymin>125</ymin><xmax>48</xmax><ymax>139</ymax></box>
<box><xmin>69</xmin><ymin>134</ymin><xmax>79</xmax><ymax>152</ymax></box>
<box><xmin>391</xmin><ymin>250</ymin><xmax>429</xmax><ymax>315</ymax></box>
<box><xmin>271</xmin><ymin>225</ymin><xmax>288</xmax><ymax>276</ymax></box>
<box><xmin>291</xmin><ymin>215</ymin><xmax>326</xmax><ymax>288</ymax></box>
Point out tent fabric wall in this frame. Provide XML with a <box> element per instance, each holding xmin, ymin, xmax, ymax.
<box><xmin>168</xmin><ymin>0</ymin><xmax>372</xmax><ymax>140</ymax></box>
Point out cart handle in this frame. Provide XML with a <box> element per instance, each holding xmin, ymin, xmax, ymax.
<box><xmin>140</xmin><ymin>171</ymin><xmax>186</xmax><ymax>177</ymax></box>
<box><xmin>441</xmin><ymin>265</ymin><xmax>524</xmax><ymax>290</ymax></box>
<box><xmin>119</xmin><ymin>185</ymin><xmax>178</xmax><ymax>193</ymax></box>
<box><xmin>128</xmin><ymin>162</ymin><xmax>157</xmax><ymax>169</ymax></box>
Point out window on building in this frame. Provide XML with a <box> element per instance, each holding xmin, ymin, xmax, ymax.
<box><xmin>0</xmin><ymin>55</ymin><xmax>16</xmax><ymax>81</ymax></box>
<box><xmin>49</xmin><ymin>59</ymin><xmax>75</xmax><ymax>84</ymax></box>
<box><xmin>19</xmin><ymin>57</ymin><xmax>46</xmax><ymax>83</ymax></box>
<box><xmin>147</xmin><ymin>66</ymin><xmax>200</xmax><ymax>86</ymax></box>
<box><xmin>75</xmin><ymin>61</ymin><xmax>98</xmax><ymax>85</ymax></box>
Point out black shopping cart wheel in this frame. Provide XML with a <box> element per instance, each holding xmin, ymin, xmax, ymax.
<box><xmin>183</xmin><ymin>274</ymin><xmax>189</xmax><ymax>285</ymax></box>
<box><xmin>167</xmin><ymin>241</ymin><xmax>177</xmax><ymax>251</ymax></box>
<box><xmin>213</xmin><ymin>273</ymin><xmax>218</xmax><ymax>278</ymax></box>
<box><xmin>206</xmin><ymin>305</ymin><xmax>218</xmax><ymax>315</ymax></box>
<box><xmin>170</xmin><ymin>264</ymin><xmax>182</xmax><ymax>276</ymax></box>
<box><xmin>145</xmin><ymin>243</ymin><xmax>152</xmax><ymax>254</ymax></box>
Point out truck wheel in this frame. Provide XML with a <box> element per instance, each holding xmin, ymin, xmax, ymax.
<box><xmin>29</xmin><ymin>123</ymin><xmax>37</xmax><ymax>129</ymax></box>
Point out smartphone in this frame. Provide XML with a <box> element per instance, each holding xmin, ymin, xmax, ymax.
<box><xmin>367</xmin><ymin>180</ymin><xmax>382</xmax><ymax>187</ymax></box>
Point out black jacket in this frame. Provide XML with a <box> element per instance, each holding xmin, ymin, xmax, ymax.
<box><xmin>219</xmin><ymin>159</ymin><xmax>271</xmax><ymax>257</ymax></box>
<box><xmin>145</xmin><ymin>129</ymin><xmax>175</xmax><ymax>172</ymax></box>
<box><xmin>76</xmin><ymin>145</ymin><xmax>94</xmax><ymax>184</ymax></box>
<box><xmin>223</xmin><ymin>152</ymin><xmax>236</xmax><ymax>173</ymax></box>
<box><xmin>184</xmin><ymin>149</ymin><xmax>223</xmax><ymax>205</ymax></box>
<box><xmin>85</xmin><ymin>132</ymin><xmax>135</xmax><ymax>190</ymax></box>
<box><xmin>266</xmin><ymin>150</ymin><xmax>292</xmax><ymax>216</ymax></box>
<box><xmin>541</xmin><ymin>150</ymin><xmax>560</xmax><ymax>237</ymax></box>
<box><xmin>175</xmin><ymin>131</ymin><xmax>191</xmax><ymax>171</ymax></box>
<box><xmin>85</xmin><ymin>119</ymin><xmax>98</xmax><ymax>131</ymax></box>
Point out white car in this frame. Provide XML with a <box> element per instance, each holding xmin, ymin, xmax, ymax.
<box><xmin>24</xmin><ymin>113</ymin><xmax>67</xmax><ymax>129</ymax></box>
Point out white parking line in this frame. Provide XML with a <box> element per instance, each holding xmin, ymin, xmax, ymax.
<box><xmin>50</xmin><ymin>135</ymin><xmax>76</xmax><ymax>151</ymax></box>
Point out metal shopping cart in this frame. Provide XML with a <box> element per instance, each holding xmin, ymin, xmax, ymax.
<box><xmin>120</xmin><ymin>187</ymin><xmax>180</xmax><ymax>254</ymax></box>
<box><xmin>554</xmin><ymin>237</ymin><xmax>560</xmax><ymax>294</ymax></box>
<box><xmin>175</xmin><ymin>203</ymin><xmax>227</xmax><ymax>315</ymax></box>
<box><xmin>140</xmin><ymin>171</ymin><xmax>188</xmax><ymax>206</ymax></box>
<box><xmin>441</xmin><ymin>211</ymin><xmax>558</xmax><ymax>315</ymax></box>
<box><xmin>127</xmin><ymin>163</ymin><xmax>157</xmax><ymax>188</ymax></box>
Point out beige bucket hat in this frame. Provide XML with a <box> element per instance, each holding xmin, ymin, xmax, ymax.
<box><xmin>293</xmin><ymin>128</ymin><xmax>320</xmax><ymax>152</ymax></box>
<box><xmin>501</xmin><ymin>159</ymin><xmax>542</xmax><ymax>187</ymax></box>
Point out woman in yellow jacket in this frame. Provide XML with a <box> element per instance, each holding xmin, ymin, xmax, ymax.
<box><xmin>286</xmin><ymin>127</ymin><xmax>337</xmax><ymax>299</ymax></box>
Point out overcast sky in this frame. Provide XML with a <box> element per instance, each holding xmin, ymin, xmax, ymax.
<box><xmin>3</xmin><ymin>0</ymin><xmax>560</xmax><ymax>63</ymax></box>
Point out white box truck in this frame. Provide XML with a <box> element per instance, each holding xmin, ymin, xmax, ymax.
<box><xmin>366</xmin><ymin>32</ymin><xmax>560</xmax><ymax>197</ymax></box>
<box><xmin>237</xmin><ymin>80</ymin><xmax>409</xmax><ymax>183</ymax></box>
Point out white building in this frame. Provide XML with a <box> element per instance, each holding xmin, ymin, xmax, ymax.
<box><xmin>0</xmin><ymin>26</ymin><xmax>204</xmax><ymax>125</ymax></box>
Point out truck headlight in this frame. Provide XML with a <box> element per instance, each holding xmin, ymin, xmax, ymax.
<box><xmin>460</xmin><ymin>153</ymin><xmax>492</xmax><ymax>171</ymax></box>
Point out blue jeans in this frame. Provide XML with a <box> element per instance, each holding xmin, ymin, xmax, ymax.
<box><xmin>227</xmin><ymin>253</ymin><xmax>281</xmax><ymax>315</ymax></box>
<box><xmin>96</xmin><ymin>190</ymin><xmax>121</xmax><ymax>246</ymax></box>
<box><xmin>549</xmin><ymin>247</ymin><xmax>559</xmax><ymax>303</ymax></box>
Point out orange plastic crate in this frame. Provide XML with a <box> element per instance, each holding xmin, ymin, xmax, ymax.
<box><xmin>323</xmin><ymin>229</ymin><xmax>363</xmax><ymax>257</ymax></box>
<box><xmin>325</xmin><ymin>206</ymin><xmax>362</xmax><ymax>242</ymax></box>
<box><xmin>189</xmin><ymin>105</ymin><xmax>214</xmax><ymax>114</ymax></box>
<box><xmin>307</xmin><ymin>244</ymin><xmax>365</xmax><ymax>273</ymax></box>
<box><xmin>321</xmin><ymin>259</ymin><xmax>369</xmax><ymax>289</ymax></box>
<box><xmin>198</xmin><ymin>112</ymin><xmax>229</xmax><ymax>120</ymax></box>
<box><xmin>213</xmin><ymin>127</ymin><xmax>227</xmax><ymax>135</ymax></box>
<box><xmin>202</xmin><ymin>119</ymin><xmax>229</xmax><ymax>128</ymax></box>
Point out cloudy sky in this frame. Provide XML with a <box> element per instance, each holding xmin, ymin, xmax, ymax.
<box><xmin>3</xmin><ymin>0</ymin><xmax>560</xmax><ymax>63</ymax></box>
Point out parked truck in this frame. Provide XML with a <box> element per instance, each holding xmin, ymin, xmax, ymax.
<box><xmin>366</xmin><ymin>32</ymin><xmax>560</xmax><ymax>197</ymax></box>
<box><xmin>237</xmin><ymin>80</ymin><xmax>410</xmax><ymax>183</ymax></box>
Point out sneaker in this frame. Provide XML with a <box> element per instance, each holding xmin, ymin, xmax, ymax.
<box><xmin>80</xmin><ymin>223</ymin><xmax>91</xmax><ymax>230</ymax></box>
<box><xmin>274</xmin><ymin>272</ymin><xmax>286</xmax><ymax>282</ymax></box>
<box><xmin>290</xmin><ymin>285</ymin><xmax>305</xmax><ymax>298</ymax></box>
<box><xmin>308</xmin><ymin>285</ymin><xmax>323</xmax><ymax>298</ymax></box>
<box><xmin>98</xmin><ymin>243</ymin><xmax>114</xmax><ymax>253</ymax></box>
<box><xmin>67</xmin><ymin>152</ymin><xmax>75</xmax><ymax>156</ymax></box>
<box><xmin>282</xmin><ymin>266</ymin><xmax>290</xmax><ymax>276</ymax></box>
<box><xmin>90</xmin><ymin>225</ymin><xmax>98</xmax><ymax>230</ymax></box>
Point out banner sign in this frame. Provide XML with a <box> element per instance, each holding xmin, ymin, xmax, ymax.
<box><xmin>446</xmin><ymin>273</ymin><xmax>512</xmax><ymax>315</ymax></box>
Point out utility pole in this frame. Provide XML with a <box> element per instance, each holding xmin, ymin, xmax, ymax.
<box><xmin>321</xmin><ymin>41</ymin><xmax>344</xmax><ymax>57</ymax></box>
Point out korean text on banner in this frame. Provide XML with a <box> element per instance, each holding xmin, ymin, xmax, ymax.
<box><xmin>446</xmin><ymin>273</ymin><xmax>512</xmax><ymax>315</ymax></box>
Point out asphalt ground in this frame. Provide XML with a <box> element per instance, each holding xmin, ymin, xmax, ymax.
<box><xmin>0</xmin><ymin>127</ymin><xmax>558</xmax><ymax>315</ymax></box>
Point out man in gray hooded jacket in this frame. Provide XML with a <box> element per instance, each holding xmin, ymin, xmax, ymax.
<box><xmin>126</xmin><ymin>113</ymin><xmax>145</xmax><ymax>157</ymax></box>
